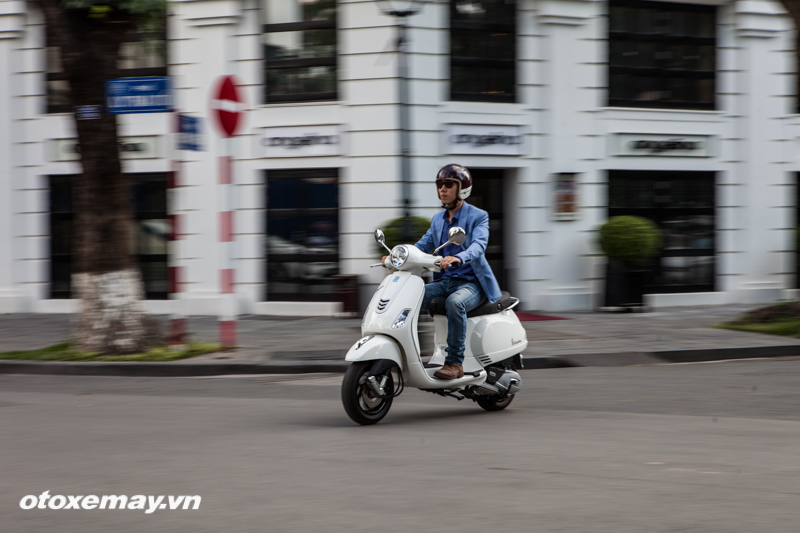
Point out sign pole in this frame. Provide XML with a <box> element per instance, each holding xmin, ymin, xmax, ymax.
<box><xmin>211</xmin><ymin>76</ymin><xmax>244</xmax><ymax>348</ymax></box>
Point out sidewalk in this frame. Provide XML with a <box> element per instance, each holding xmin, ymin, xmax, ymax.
<box><xmin>2</xmin><ymin>304</ymin><xmax>800</xmax><ymax>376</ymax></box>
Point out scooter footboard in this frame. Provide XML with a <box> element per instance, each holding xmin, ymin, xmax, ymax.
<box><xmin>345</xmin><ymin>335</ymin><xmax>404</xmax><ymax>370</ymax></box>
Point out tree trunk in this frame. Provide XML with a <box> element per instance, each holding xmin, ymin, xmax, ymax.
<box><xmin>38</xmin><ymin>1</ymin><xmax>147</xmax><ymax>354</ymax></box>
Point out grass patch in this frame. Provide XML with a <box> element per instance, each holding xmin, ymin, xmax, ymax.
<box><xmin>0</xmin><ymin>342</ymin><xmax>223</xmax><ymax>362</ymax></box>
<box><xmin>716</xmin><ymin>301</ymin><xmax>800</xmax><ymax>339</ymax></box>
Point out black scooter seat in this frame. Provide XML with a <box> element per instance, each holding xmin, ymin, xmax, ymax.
<box><xmin>428</xmin><ymin>291</ymin><xmax>517</xmax><ymax>318</ymax></box>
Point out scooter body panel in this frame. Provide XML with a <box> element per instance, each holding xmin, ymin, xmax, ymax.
<box><xmin>344</xmin><ymin>334</ymin><xmax>404</xmax><ymax>370</ymax></box>
<box><xmin>432</xmin><ymin>310</ymin><xmax>528</xmax><ymax>370</ymax></box>
<box><xmin>362</xmin><ymin>271</ymin><xmax>424</xmax><ymax>359</ymax></box>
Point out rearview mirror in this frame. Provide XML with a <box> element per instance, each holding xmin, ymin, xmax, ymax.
<box><xmin>448</xmin><ymin>227</ymin><xmax>466</xmax><ymax>245</ymax></box>
<box><xmin>375</xmin><ymin>229</ymin><xmax>392</xmax><ymax>253</ymax></box>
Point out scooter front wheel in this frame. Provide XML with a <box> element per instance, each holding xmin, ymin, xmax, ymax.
<box><xmin>341</xmin><ymin>361</ymin><xmax>394</xmax><ymax>425</ymax></box>
<box><xmin>477</xmin><ymin>394</ymin><xmax>514</xmax><ymax>412</ymax></box>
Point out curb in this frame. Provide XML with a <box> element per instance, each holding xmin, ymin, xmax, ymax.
<box><xmin>1</xmin><ymin>346</ymin><xmax>797</xmax><ymax>378</ymax></box>
<box><xmin>653</xmin><ymin>345</ymin><xmax>800</xmax><ymax>363</ymax></box>
<box><xmin>0</xmin><ymin>356</ymin><xmax>570</xmax><ymax>378</ymax></box>
<box><xmin>0</xmin><ymin>360</ymin><xmax>352</xmax><ymax>377</ymax></box>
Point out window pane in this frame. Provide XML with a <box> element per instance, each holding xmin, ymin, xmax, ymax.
<box><xmin>118</xmin><ymin>37</ymin><xmax>166</xmax><ymax>70</ymax></box>
<box><xmin>451</xmin><ymin>29</ymin><xmax>514</xmax><ymax>61</ymax></box>
<box><xmin>266</xmin><ymin>64</ymin><xmax>336</xmax><ymax>98</ymax></box>
<box><xmin>266</xmin><ymin>29</ymin><xmax>336</xmax><ymax>60</ymax></box>
<box><xmin>47</xmin><ymin>80</ymin><xmax>70</xmax><ymax>110</ymax></box>
<box><xmin>51</xmin><ymin>258</ymin><xmax>72</xmax><ymax>296</ymax></box>
<box><xmin>657</xmin><ymin>256</ymin><xmax>714</xmax><ymax>286</ymax></box>
<box><xmin>608</xmin><ymin>0</ymin><xmax>716</xmax><ymax>110</ymax></box>
<box><xmin>133</xmin><ymin>179</ymin><xmax>167</xmax><ymax>213</ymax></box>
<box><xmin>450</xmin><ymin>0</ymin><xmax>516</xmax><ymax>102</ymax></box>
<box><xmin>140</xmin><ymin>261</ymin><xmax>169</xmax><ymax>296</ymax></box>
<box><xmin>266</xmin><ymin>0</ymin><xmax>335</xmax><ymax>24</ymax></box>
<box><xmin>452</xmin><ymin>66</ymin><xmax>515</xmax><ymax>97</ymax></box>
<box><xmin>609</xmin><ymin>171</ymin><xmax>716</xmax><ymax>292</ymax></box>
<box><xmin>266</xmin><ymin>170</ymin><xmax>339</xmax><ymax>301</ymax></box>
<box><xmin>453</xmin><ymin>0</ymin><xmax>515</xmax><ymax>24</ymax></box>
<box><xmin>49</xmin><ymin>174</ymin><xmax>168</xmax><ymax>299</ymax></box>
<box><xmin>137</xmin><ymin>219</ymin><xmax>168</xmax><ymax>255</ymax></box>
<box><xmin>51</xmin><ymin>219</ymin><xmax>73</xmax><ymax>255</ymax></box>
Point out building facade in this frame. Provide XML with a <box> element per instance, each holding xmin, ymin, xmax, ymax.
<box><xmin>1</xmin><ymin>0</ymin><xmax>799</xmax><ymax>315</ymax></box>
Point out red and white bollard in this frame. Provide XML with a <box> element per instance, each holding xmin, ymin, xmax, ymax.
<box><xmin>168</xmin><ymin>154</ymin><xmax>186</xmax><ymax>347</ymax></box>
<box><xmin>218</xmin><ymin>154</ymin><xmax>236</xmax><ymax>347</ymax></box>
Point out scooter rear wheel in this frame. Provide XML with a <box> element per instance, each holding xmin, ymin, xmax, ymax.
<box><xmin>477</xmin><ymin>394</ymin><xmax>515</xmax><ymax>412</ymax></box>
<box><xmin>341</xmin><ymin>361</ymin><xmax>394</xmax><ymax>425</ymax></box>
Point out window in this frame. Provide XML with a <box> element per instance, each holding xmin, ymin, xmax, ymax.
<box><xmin>450</xmin><ymin>0</ymin><xmax>516</xmax><ymax>103</ymax></box>
<box><xmin>263</xmin><ymin>0</ymin><xmax>337</xmax><ymax>103</ymax></box>
<box><xmin>608</xmin><ymin>0</ymin><xmax>716</xmax><ymax>110</ymax></box>
<box><xmin>608</xmin><ymin>170</ymin><xmax>716</xmax><ymax>293</ymax></box>
<box><xmin>45</xmin><ymin>26</ymin><xmax>167</xmax><ymax>114</ymax></box>
<box><xmin>266</xmin><ymin>169</ymin><xmax>339</xmax><ymax>301</ymax></box>
<box><xmin>49</xmin><ymin>174</ymin><xmax>169</xmax><ymax>299</ymax></box>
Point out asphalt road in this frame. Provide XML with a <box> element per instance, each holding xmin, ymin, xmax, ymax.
<box><xmin>2</xmin><ymin>358</ymin><xmax>799</xmax><ymax>533</ymax></box>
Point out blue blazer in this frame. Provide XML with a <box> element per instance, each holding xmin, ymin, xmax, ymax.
<box><xmin>414</xmin><ymin>202</ymin><xmax>503</xmax><ymax>303</ymax></box>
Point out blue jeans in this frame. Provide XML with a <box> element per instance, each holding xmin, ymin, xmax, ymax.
<box><xmin>421</xmin><ymin>277</ymin><xmax>485</xmax><ymax>365</ymax></box>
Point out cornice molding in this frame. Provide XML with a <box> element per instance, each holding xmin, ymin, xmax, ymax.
<box><xmin>0</xmin><ymin>1</ymin><xmax>25</xmax><ymax>40</ymax></box>
<box><xmin>736</xmin><ymin>0</ymin><xmax>786</xmax><ymax>39</ymax></box>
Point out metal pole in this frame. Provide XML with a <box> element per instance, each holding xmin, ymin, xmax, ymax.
<box><xmin>397</xmin><ymin>17</ymin><xmax>413</xmax><ymax>240</ymax></box>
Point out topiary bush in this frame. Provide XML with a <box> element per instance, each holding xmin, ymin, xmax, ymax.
<box><xmin>373</xmin><ymin>216</ymin><xmax>431</xmax><ymax>256</ymax></box>
<box><xmin>597</xmin><ymin>216</ymin><xmax>662</xmax><ymax>265</ymax></box>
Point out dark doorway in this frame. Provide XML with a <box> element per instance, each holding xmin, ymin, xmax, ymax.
<box><xmin>265</xmin><ymin>168</ymin><xmax>339</xmax><ymax>302</ymax></box>
<box><xmin>467</xmin><ymin>168</ymin><xmax>506</xmax><ymax>290</ymax></box>
<box><xmin>48</xmin><ymin>173</ymin><xmax>169</xmax><ymax>299</ymax></box>
<box><xmin>608</xmin><ymin>170</ymin><xmax>716</xmax><ymax>293</ymax></box>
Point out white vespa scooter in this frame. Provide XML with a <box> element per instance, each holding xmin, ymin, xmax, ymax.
<box><xmin>341</xmin><ymin>227</ymin><xmax>528</xmax><ymax>425</ymax></box>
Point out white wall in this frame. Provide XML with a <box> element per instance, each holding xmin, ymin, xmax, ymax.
<box><xmin>1</xmin><ymin>0</ymin><xmax>799</xmax><ymax>314</ymax></box>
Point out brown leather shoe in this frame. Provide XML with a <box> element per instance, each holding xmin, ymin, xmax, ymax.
<box><xmin>433</xmin><ymin>361</ymin><xmax>464</xmax><ymax>380</ymax></box>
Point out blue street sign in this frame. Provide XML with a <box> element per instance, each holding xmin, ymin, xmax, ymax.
<box><xmin>75</xmin><ymin>105</ymin><xmax>102</xmax><ymax>120</ymax></box>
<box><xmin>105</xmin><ymin>77</ymin><xmax>173</xmax><ymax>114</ymax></box>
<box><xmin>178</xmin><ymin>115</ymin><xmax>204</xmax><ymax>151</ymax></box>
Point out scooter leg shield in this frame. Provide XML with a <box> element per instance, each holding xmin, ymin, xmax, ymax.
<box><xmin>345</xmin><ymin>335</ymin><xmax>404</xmax><ymax>370</ymax></box>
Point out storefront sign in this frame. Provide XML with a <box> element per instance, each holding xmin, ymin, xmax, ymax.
<box><xmin>260</xmin><ymin>125</ymin><xmax>340</xmax><ymax>158</ymax></box>
<box><xmin>48</xmin><ymin>136</ymin><xmax>163</xmax><ymax>162</ymax></box>
<box><xmin>611</xmin><ymin>134</ymin><xmax>712</xmax><ymax>157</ymax></box>
<box><xmin>446</xmin><ymin>124</ymin><xmax>522</xmax><ymax>156</ymax></box>
<box><xmin>553</xmin><ymin>173</ymin><xmax>579</xmax><ymax>221</ymax></box>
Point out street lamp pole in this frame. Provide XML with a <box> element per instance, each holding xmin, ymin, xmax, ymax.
<box><xmin>377</xmin><ymin>1</ymin><xmax>427</xmax><ymax>241</ymax></box>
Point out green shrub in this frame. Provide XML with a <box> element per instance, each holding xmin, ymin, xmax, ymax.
<box><xmin>373</xmin><ymin>216</ymin><xmax>431</xmax><ymax>256</ymax></box>
<box><xmin>597</xmin><ymin>216</ymin><xmax>662</xmax><ymax>265</ymax></box>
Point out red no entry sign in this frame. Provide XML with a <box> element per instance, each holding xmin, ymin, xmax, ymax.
<box><xmin>211</xmin><ymin>75</ymin><xmax>244</xmax><ymax>137</ymax></box>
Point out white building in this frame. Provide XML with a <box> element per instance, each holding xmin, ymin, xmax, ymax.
<box><xmin>1</xmin><ymin>0</ymin><xmax>799</xmax><ymax>315</ymax></box>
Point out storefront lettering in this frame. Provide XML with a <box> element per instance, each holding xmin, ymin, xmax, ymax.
<box><xmin>262</xmin><ymin>135</ymin><xmax>339</xmax><ymax>148</ymax></box>
<box><xmin>65</xmin><ymin>141</ymin><xmax>149</xmax><ymax>154</ymax></box>
<box><xmin>449</xmin><ymin>134</ymin><xmax>521</xmax><ymax>147</ymax></box>
<box><xmin>628</xmin><ymin>139</ymin><xmax>703</xmax><ymax>153</ymax></box>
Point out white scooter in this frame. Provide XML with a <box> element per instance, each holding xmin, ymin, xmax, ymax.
<box><xmin>341</xmin><ymin>227</ymin><xmax>528</xmax><ymax>425</ymax></box>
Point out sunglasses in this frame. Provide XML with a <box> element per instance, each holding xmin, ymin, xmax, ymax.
<box><xmin>436</xmin><ymin>180</ymin><xmax>457</xmax><ymax>189</ymax></box>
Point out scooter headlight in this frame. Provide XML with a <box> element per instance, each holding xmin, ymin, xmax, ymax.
<box><xmin>392</xmin><ymin>308</ymin><xmax>412</xmax><ymax>329</ymax></box>
<box><xmin>390</xmin><ymin>246</ymin><xmax>409</xmax><ymax>268</ymax></box>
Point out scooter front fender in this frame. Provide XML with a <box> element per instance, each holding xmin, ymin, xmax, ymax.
<box><xmin>345</xmin><ymin>335</ymin><xmax>404</xmax><ymax>371</ymax></box>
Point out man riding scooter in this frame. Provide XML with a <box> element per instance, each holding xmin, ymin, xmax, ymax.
<box><xmin>387</xmin><ymin>164</ymin><xmax>503</xmax><ymax>380</ymax></box>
